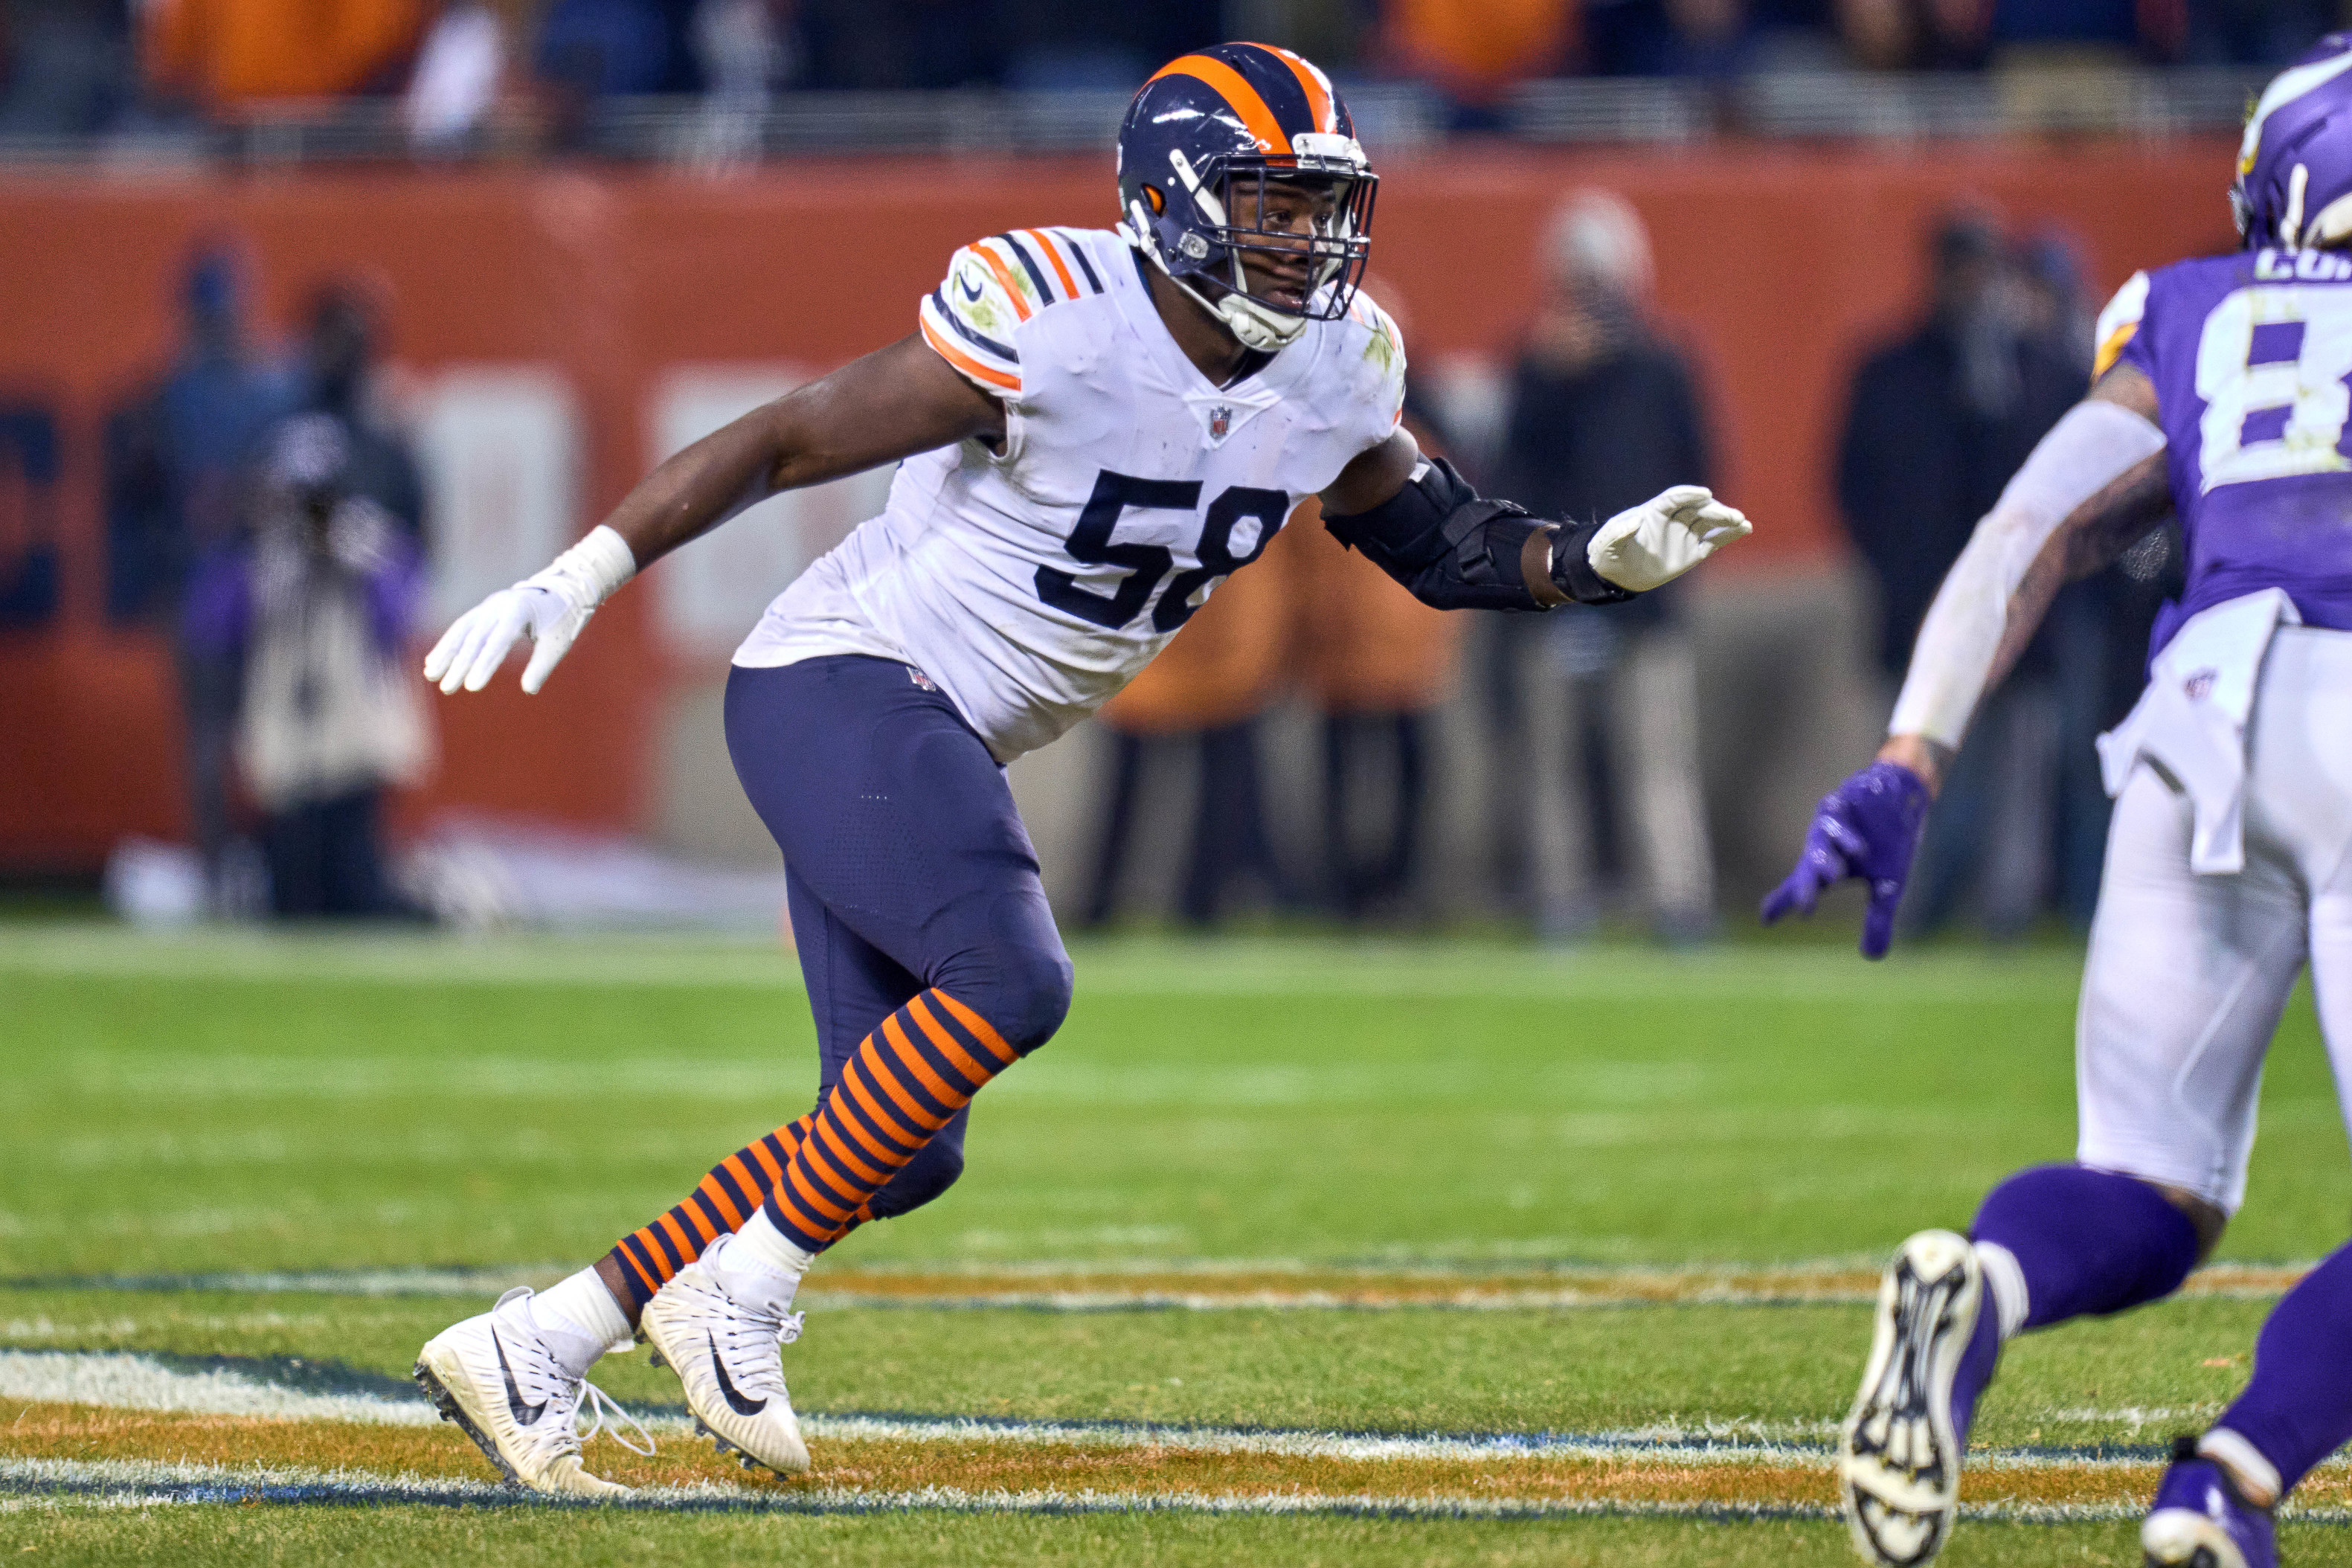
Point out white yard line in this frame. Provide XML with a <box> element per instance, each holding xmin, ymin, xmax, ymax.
<box><xmin>0</xmin><ymin>1350</ymin><xmax>2238</xmax><ymax>1474</ymax></box>
<box><xmin>7</xmin><ymin>1453</ymin><xmax>2352</xmax><ymax>1526</ymax></box>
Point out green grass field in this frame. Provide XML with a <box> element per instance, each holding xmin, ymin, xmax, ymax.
<box><xmin>4</xmin><ymin>925</ymin><xmax>2349</xmax><ymax>1564</ymax></box>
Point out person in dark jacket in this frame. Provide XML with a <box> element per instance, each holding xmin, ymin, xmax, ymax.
<box><xmin>1836</xmin><ymin>210</ymin><xmax>2084</xmax><ymax>935</ymax></box>
<box><xmin>1489</xmin><ymin>189</ymin><xmax>1720</xmax><ymax>942</ymax></box>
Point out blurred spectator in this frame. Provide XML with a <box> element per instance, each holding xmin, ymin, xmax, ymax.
<box><xmin>405</xmin><ymin>1</ymin><xmax>504</xmax><ymax>151</ymax></box>
<box><xmin>534</xmin><ymin>0</ymin><xmax>698</xmax><ymax>148</ymax></box>
<box><xmin>1291</xmin><ymin>282</ymin><xmax>1462</xmax><ymax>925</ymax></box>
<box><xmin>1584</xmin><ymin>0</ymin><xmax>1754</xmax><ymax>77</ymax></box>
<box><xmin>295</xmin><ymin>279</ymin><xmax>426</xmax><ymax>542</ymax></box>
<box><xmin>1082</xmin><ymin>518</ymin><xmax>1299</xmax><ymax>930</ymax></box>
<box><xmin>1837</xmin><ymin>209</ymin><xmax>2081</xmax><ymax>935</ymax></box>
<box><xmin>144</xmin><ymin>0</ymin><xmax>427</xmax><ymax>109</ymax></box>
<box><xmin>104</xmin><ymin>244</ymin><xmax>298</xmax><ymax>902</ymax></box>
<box><xmin>1488</xmin><ymin>191</ymin><xmax>1719</xmax><ymax>942</ymax></box>
<box><xmin>0</xmin><ymin>0</ymin><xmax>134</xmax><ymax>136</ymax></box>
<box><xmin>1384</xmin><ymin>0</ymin><xmax>1569</xmax><ymax>121</ymax></box>
<box><xmin>2182</xmin><ymin>0</ymin><xmax>2338</xmax><ymax>64</ymax></box>
<box><xmin>793</xmin><ymin>0</ymin><xmax>1003</xmax><ymax>90</ymax></box>
<box><xmin>182</xmin><ymin>414</ymin><xmax>432</xmax><ymax>918</ymax></box>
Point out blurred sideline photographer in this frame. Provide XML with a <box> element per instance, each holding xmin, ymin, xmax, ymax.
<box><xmin>182</xmin><ymin>415</ymin><xmax>431</xmax><ymax>918</ymax></box>
<box><xmin>1489</xmin><ymin>190</ymin><xmax>1718</xmax><ymax>942</ymax></box>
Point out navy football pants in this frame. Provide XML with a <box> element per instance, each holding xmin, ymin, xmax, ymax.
<box><xmin>725</xmin><ymin>656</ymin><xmax>1073</xmax><ymax>1224</ymax></box>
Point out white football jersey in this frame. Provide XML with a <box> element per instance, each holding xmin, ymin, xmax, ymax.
<box><xmin>733</xmin><ymin>225</ymin><xmax>1407</xmax><ymax>761</ymax></box>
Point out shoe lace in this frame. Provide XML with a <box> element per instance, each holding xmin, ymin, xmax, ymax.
<box><xmin>578</xmin><ymin>1379</ymin><xmax>656</xmax><ymax>1457</ymax></box>
<box><xmin>496</xmin><ymin>1299</ymin><xmax>657</xmax><ymax>1465</ymax></box>
<box><xmin>709</xmin><ymin>1291</ymin><xmax>806</xmax><ymax>1401</ymax></box>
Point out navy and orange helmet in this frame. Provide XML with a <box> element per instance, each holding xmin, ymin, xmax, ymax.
<box><xmin>1116</xmin><ymin>42</ymin><xmax>1375</xmax><ymax>350</ymax></box>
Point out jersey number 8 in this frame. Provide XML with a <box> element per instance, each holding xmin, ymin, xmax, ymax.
<box><xmin>1035</xmin><ymin>470</ymin><xmax>1291</xmax><ymax>634</ymax></box>
<box><xmin>2196</xmin><ymin>284</ymin><xmax>2352</xmax><ymax>491</ymax></box>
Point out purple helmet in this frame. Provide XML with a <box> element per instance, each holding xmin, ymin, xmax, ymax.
<box><xmin>2235</xmin><ymin>33</ymin><xmax>2352</xmax><ymax>249</ymax></box>
<box><xmin>1116</xmin><ymin>42</ymin><xmax>1375</xmax><ymax>351</ymax></box>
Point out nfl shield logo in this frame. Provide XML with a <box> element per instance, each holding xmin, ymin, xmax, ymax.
<box><xmin>1209</xmin><ymin>405</ymin><xmax>1232</xmax><ymax>441</ymax></box>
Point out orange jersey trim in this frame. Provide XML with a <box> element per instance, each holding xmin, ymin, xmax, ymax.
<box><xmin>1024</xmin><ymin>230</ymin><xmax>1080</xmax><ymax>300</ymax></box>
<box><xmin>921</xmin><ymin>317</ymin><xmax>1020</xmax><ymax>392</ymax></box>
<box><xmin>971</xmin><ymin>242</ymin><xmax>1035</xmax><ymax>319</ymax></box>
<box><xmin>1149</xmin><ymin>54</ymin><xmax>1290</xmax><ymax>154</ymax></box>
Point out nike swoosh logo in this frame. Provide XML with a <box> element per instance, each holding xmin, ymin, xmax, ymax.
<box><xmin>958</xmin><ymin>274</ymin><xmax>984</xmax><ymax>302</ymax></box>
<box><xmin>708</xmin><ymin>1331</ymin><xmax>767</xmax><ymax>1416</ymax></box>
<box><xmin>492</xmin><ymin>1331</ymin><xmax>546</xmax><ymax>1427</ymax></box>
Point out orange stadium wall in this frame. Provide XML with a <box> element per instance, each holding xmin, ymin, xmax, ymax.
<box><xmin>0</xmin><ymin>141</ymin><xmax>2237</xmax><ymax>870</ymax></box>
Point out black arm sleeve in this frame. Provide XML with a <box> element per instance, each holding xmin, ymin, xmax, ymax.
<box><xmin>1320</xmin><ymin>454</ymin><xmax>1636</xmax><ymax>611</ymax></box>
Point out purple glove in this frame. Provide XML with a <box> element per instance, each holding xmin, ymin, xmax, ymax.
<box><xmin>1759</xmin><ymin>760</ymin><xmax>1930</xmax><ymax>960</ymax></box>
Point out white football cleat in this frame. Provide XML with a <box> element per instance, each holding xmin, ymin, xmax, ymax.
<box><xmin>414</xmin><ymin>1287</ymin><xmax>648</xmax><ymax>1497</ymax></box>
<box><xmin>1841</xmin><ymin>1230</ymin><xmax>1992</xmax><ymax>1566</ymax></box>
<box><xmin>639</xmin><ymin>1233</ymin><xmax>812</xmax><ymax>1476</ymax></box>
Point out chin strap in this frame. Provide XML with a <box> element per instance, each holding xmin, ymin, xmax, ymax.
<box><xmin>1122</xmin><ymin>220</ymin><xmax>1311</xmax><ymax>351</ymax></box>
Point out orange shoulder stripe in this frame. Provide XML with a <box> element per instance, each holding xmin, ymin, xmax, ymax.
<box><xmin>1148</xmin><ymin>54</ymin><xmax>1289</xmax><ymax>155</ymax></box>
<box><xmin>1024</xmin><ymin>230</ymin><xmax>1080</xmax><ymax>300</ymax></box>
<box><xmin>921</xmin><ymin>317</ymin><xmax>1020</xmax><ymax>391</ymax></box>
<box><xmin>970</xmin><ymin>241</ymin><xmax>1035</xmax><ymax>320</ymax></box>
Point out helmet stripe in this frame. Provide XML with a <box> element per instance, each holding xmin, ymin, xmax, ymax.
<box><xmin>1146</xmin><ymin>53</ymin><xmax>1291</xmax><ymax>155</ymax></box>
<box><xmin>1248</xmin><ymin>42</ymin><xmax>1335</xmax><ymax>135</ymax></box>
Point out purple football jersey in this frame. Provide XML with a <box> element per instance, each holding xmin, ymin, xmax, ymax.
<box><xmin>2113</xmin><ymin>247</ymin><xmax>2352</xmax><ymax>652</ymax></box>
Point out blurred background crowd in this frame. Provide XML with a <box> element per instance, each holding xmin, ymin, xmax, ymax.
<box><xmin>0</xmin><ymin>0</ymin><xmax>2338</xmax><ymax>151</ymax></box>
<box><xmin>0</xmin><ymin>0</ymin><xmax>2323</xmax><ymax>943</ymax></box>
<box><xmin>6</xmin><ymin>179</ymin><xmax>2184</xmax><ymax>944</ymax></box>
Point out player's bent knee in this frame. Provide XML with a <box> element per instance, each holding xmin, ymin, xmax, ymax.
<box><xmin>937</xmin><ymin>888</ymin><xmax>1073</xmax><ymax>1057</ymax></box>
<box><xmin>867</xmin><ymin>1139</ymin><xmax>965</xmax><ymax>1220</ymax></box>
<box><xmin>968</xmin><ymin>942</ymin><xmax>1073</xmax><ymax>1057</ymax></box>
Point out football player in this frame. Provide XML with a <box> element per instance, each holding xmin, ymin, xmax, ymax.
<box><xmin>408</xmin><ymin>42</ymin><xmax>1750</xmax><ymax>1495</ymax></box>
<box><xmin>1764</xmin><ymin>36</ymin><xmax>2352</xmax><ymax>1568</ymax></box>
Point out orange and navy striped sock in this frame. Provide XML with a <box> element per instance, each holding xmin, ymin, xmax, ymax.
<box><xmin>600</xmin><ymin>988</ymin><xmax>1016</xmax><ymax>1306</ymax></box>
<box><xmin>765</xmin><ymin>989</ymin><xmax>1016</xmax><ymax>1253</ymax></box>
<box><xmin>604</xmin><ymin>1114</ymin><xmax>817</xmax><ymax>1311</ymax></box>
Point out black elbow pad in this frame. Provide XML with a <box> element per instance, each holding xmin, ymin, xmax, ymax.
<box><xmin>1323</xmin><ymin>457</ymin><xmax>1635</xmax><ymax>611</ymax></box>
<box><xmin>1324</xmin><ymin>456</ymin><xmax>1548</xmax><ymax>611</ymax></box>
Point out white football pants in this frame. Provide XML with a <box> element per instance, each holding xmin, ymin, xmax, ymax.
<box><xmin>2078</xmin><ymin>626</ymin><xmax>2352</xmax><ymax>1213</ymax></box>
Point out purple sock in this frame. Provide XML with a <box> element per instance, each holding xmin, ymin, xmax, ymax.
<box><xmin>2213</xmin><ymin>1241</ymin><xmax>2352</xmax><ymax>1498</ymax></box>
<box><xmin>1972</xmin><ymin>1165</ymin><xmax>2200</xmax><ymax>1328</ymax></box>
<box><xmin>1949</xmin><ymin>1285</ymin><xmax>2002</xmax><ymax>1449</ymax></box>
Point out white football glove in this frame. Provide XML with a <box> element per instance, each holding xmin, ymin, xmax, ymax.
<box><xmin>422</xmin><ymin>525</ymin><xmax>636</xmax><ymax>695</ymax></box>
<box><xmin>1587</xmin><ymin>484</ymin><xmax>1752</xmax><ymax>593</ymax></box>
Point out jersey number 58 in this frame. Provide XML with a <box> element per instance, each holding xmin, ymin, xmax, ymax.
<box><xmin>1035</xmin><ymin>470</ymin><xmax>1290</xmax><ymax>634</ymax></box>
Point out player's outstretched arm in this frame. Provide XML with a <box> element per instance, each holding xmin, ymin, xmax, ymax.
<box><xmin>1761</xmin><ymin>364</ymin><xmax>2173</xmax><ymax>957</ymax></box>
<box><xmin>425</xmin><ymin>335</ymin><xmax>1003</xmax><ymax>695</ymax></box>
<box><xmin>1317</xmin><ymin>428</ymin><xmax>1751</xmax><ymax>613</ymax></box>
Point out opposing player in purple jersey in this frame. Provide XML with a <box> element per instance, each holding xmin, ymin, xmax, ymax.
<box><xmin>1763</xmin><ymin>36</ymin><xmax>2352</xmax><ymax>1568</ymax></box>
